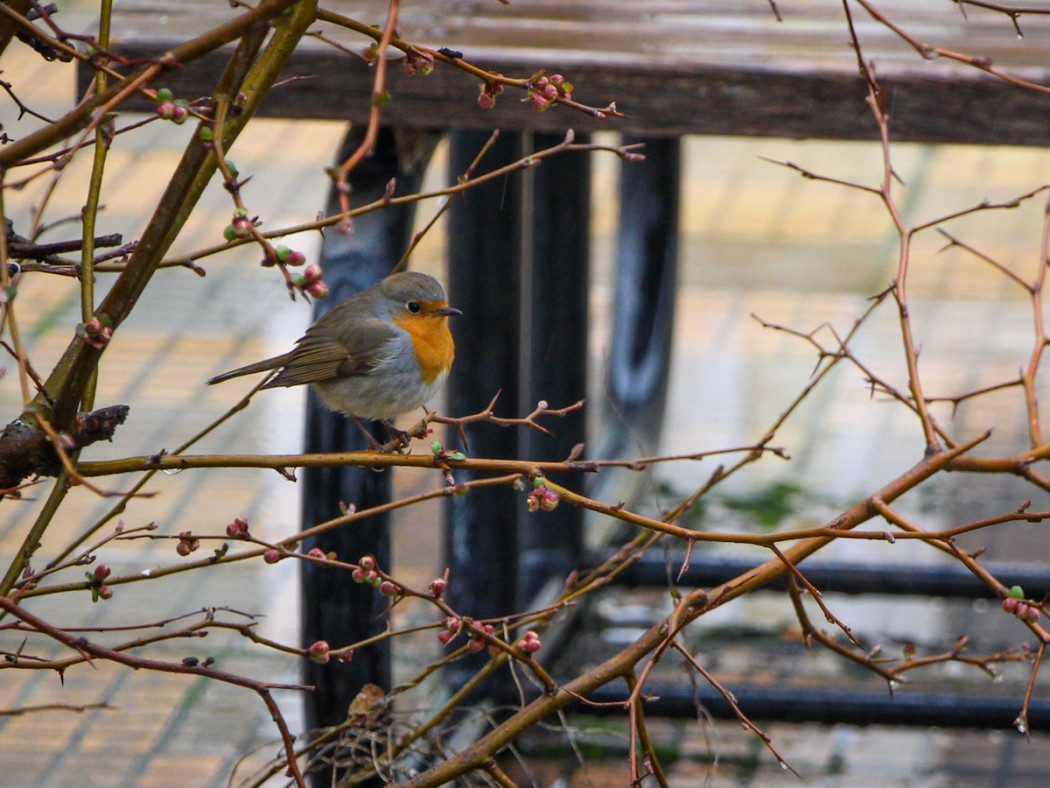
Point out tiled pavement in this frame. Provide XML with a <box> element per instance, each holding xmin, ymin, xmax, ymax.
<box><xmin>5</xmin><ymin>8</ymin><xmax>1050</xmax><ymax>787</ymax></box>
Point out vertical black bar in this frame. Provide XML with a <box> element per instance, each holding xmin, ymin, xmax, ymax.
<box><xmin>301</xmin><ymin>128</ymin><xmax>440</xmax><ymax>741</ymax></box>
<box><xmin>595</xmin><ymin>136</ymin><xmax>680</xmax><ymax>472</ymax></box>
<box><xmin>444</xmin><ymin>130</ymin><xmax>524</xmax><ymax>686</ymax></box>
<box><xmin>518</xmin><ymin>131</ymin><xmax>589</xmax><ymax>607</ymax></box>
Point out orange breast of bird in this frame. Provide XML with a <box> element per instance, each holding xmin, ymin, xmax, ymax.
<box><xmin>393</xmin><ymin>304</ymin><xmax>456</xmax><ymax>385</ymax></box>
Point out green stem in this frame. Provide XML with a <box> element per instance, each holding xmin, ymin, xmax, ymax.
<box><xmin>79</xmin><ymin>0</ymin><xmax>115</xmax><ymax>411</ymax></box>
<box><xmin>75</xmin><ymin>451</ymin><xmax>566</xmax><ymax>477</ymax></box>
<box><xmin>36</xmin><ymin>0</ymin><xmax>316</xmax><ymax>429</ymax></box>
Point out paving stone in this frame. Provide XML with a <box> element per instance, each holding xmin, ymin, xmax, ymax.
<box><xmin>132</xmin><ymin>753</ymin><xmax>227</xmax><ymax>788</ymax></box>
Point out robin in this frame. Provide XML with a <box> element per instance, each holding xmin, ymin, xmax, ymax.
<box><xmin>208</xmin><ymin>271</ymin><xmax>460</xmax><ymax>434</ymax></box>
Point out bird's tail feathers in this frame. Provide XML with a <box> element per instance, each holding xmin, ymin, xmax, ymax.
<box><xmin>207</xmin><ymin>354</ymin><xmax>288</xmax><ymax>385</ymax></box>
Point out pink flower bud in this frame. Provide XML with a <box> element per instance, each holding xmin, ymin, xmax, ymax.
<box><xmin>352</xmin><ymin>568</ymin><xmax>366</xmax><ymax>582</ymax></box>
<box><xmin>359</xmin><ymin>555</ymin><xmax>376</xmax><ymax>571</ymax></box>
<box><xmin>429</xmin><ymin>578</ymin><xmax>447</xmax><ymax>597</ymax></box>
<box><xmin>231</xmin><ymin>215</ymin><xmax>253</xmax><ymax>237</ymax></box>
<box><xmin>306</xmin><ymin>280</ymin><xmax>330</xmax><ymax>299</ymax></box>
<box><xmin>1003</xmin><ymin>597</ymin><xmax>1020</xmax><ymax>613</ymax></box>
<box><xmin>176</xmin><ymin>531</ymin><xmax>199</xmax><ymax>556</ymax></box>
<box><xmin>93</xmin><ymin>564</ymin><xmax>111</xmax><ymax>582</ymax></box>
<box><xmin>97</xmin><ymin>585</ymin><xmax>113</xmax><ymax>600</ymax></box>
<box><xmin>80</xmin><ymin>317</ymin><xmax>113</xmax><ymax>349</ymax></box>
<box><xmin>379</xmin><ymin>580</ymin><xmax>400</xmax><ymax>597</ymax></box>
<box><xmin>156</xmin><ymin>100</ymin><xmax>176</xmax><ymax>120</ymax></box>
<box><xmin>548</xmin><ymin>75</ymin><xmax>572</xmax><ymax>98</ymax></box>
<box><xmin>403</xmin><ymin>49</ymin><xmax>434</xmax><ymax>76</ymax></box>
<box><xmin>303</xmin><ymin>264</ymin><xmax>323</xmax><ymax>284</ymax></box>
<box><xmin>308</xmin><ymin>547</ymin><xmax>326</xmax><ymax>559</ymax></box>
<box><xmin>468</xmin><ymin>637</ymin><xmax>485</xmax><ymax>653</ymax></box>
<box><xmin>522</xmin><ymin>631</ymin><xmax>542</xmax><ymax>653</ymax></box>
<box><xmin>263</xmin><ymin>548</ymin><xmax>282</xmax><ymax>564</ymax></box>
<box><xmin>530</xmin><ymin>92</ymin><xmax>550</xmax><ymax>112</ymax></box>
<box><xmin>445</xmin><ymin>616</ymin><xmax>461</xmax><ymax>633</ymax></box>
<box><xmin>287</xmin><ymin>249</ymin><xmax>306</xmax><ymax>266</ymax></box>
<box><xmin>307</xmin><ymin>640</ymin><xmax>330</xmax><ymax>664</ymax></box>
<box><xmin>226</xmin><ymin>516</ymin><xmax>250</xmax><ymax>538</ymax></box>
<box><xmin>476</xmin><ymin>81</ymin><xmax>503</xmax><ymax>109</ymax></box>
<box><xmin>437</xmin><ymin>630</ymin><xmax>454</xmax><ymax>645</ymax></box>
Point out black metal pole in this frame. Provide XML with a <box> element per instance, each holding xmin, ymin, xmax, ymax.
<box><xmin>591</xmin><ymin>551</ymin><xmax>1050</xmax><ymax>599</ymax></box>
<box><xmin>607</xmin><ymin>135</ymin><xmax>680</xmax><ymax>449</ymax></box>
<box><xmin>443</xmin><ymin>130</ymin><xmax>525</xmax><ymax>689</ymax></box>
<box><xmin>518</xmin><ymin>131</ymin><xmax>590</xmax><ymax>607</ymax></box>
<box><xmin>545</xmin><ymin>682</ymin><xmax>1050</xmax><ymax>729</ymax></box>
<box><xmin>301</xmin><ymin>127</ymin><xmax>440</xmax><ymax>740</ymax></box>
<box><xmin>590</xmin><ymin>136</ymin><xmax>680</xmax><ymax>508</ymax></box>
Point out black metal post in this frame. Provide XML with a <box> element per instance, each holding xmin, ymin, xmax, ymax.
<box><xmin>590</xmin><ymin>136</ymin><xmax>680</xmax><ymax>507</ymax></box>
<box><xmin>518</xmin><ymin>131</ymin><xmax>590</xmax><ymax>607</ymax></box>
<box><xmin>592</xmin><ymin>551</ymin><xmax>1050</xmax><ymax>599</ymax></box>
<box><xmin>301</xmin><ymin>127</ymin><xmax>440</xmax><ymax>738</ymax></box>
<box><xmin>444</xmin><ymin>130</ymin><xmax>525</xmax><ymax>686</ymax></box>
<box><xmin>508</xmin><ymin>681</ymin><xmax>1050</xmax><ymax>729</ymax></box>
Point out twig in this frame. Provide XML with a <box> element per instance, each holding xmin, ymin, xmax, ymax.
<box><xmin>671</xmin><ymin>640</ymin><xmax>797</xmax><ymax>775</ymax></box>
<box><xmin>769</xmin><ymin>544</ymin><xmax>863</xmax><ymax>649</ymax></box>
<box><xmin>0</xmin><ymin>596</ymin><xmax>309</xmax><ymax>786</ymax></box>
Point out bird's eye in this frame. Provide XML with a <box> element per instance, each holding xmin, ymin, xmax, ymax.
<box><xmin>407</xmin><ymin>301</ymin><xmax>422</xmax><ymax>314</ymax></box>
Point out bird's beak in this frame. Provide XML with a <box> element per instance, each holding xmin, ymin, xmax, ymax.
<box><xmin>436</xmin><ymin>306</ymin><xmax>462</xmax><ymax>317</ymax></box>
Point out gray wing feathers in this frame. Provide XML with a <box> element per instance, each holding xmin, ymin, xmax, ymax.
<box><xmin>261</xmin><ymin>334</ymin><xmax>353</xmax><ymax>388</ymax></box>
<box><xmin>261</xmin><ymin>317</ymin><xmax>397</xmax><ymax>389</ymax></box>
<box><xmin>208</xmin><ymin>313</ymin><xmax>398</xmax><ymax>389</ymax></box>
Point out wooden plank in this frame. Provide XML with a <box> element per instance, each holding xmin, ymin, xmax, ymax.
<box><xmin>75</xmin><ymin>1</ymin><xmax>1050</xmax><ymax>143</ymax></box>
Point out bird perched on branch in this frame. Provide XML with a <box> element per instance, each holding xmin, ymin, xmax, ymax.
<box><xmin>209</xmin><ymin>271</ymin><xmax>460</xmax><ymax>432</ymax></box>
